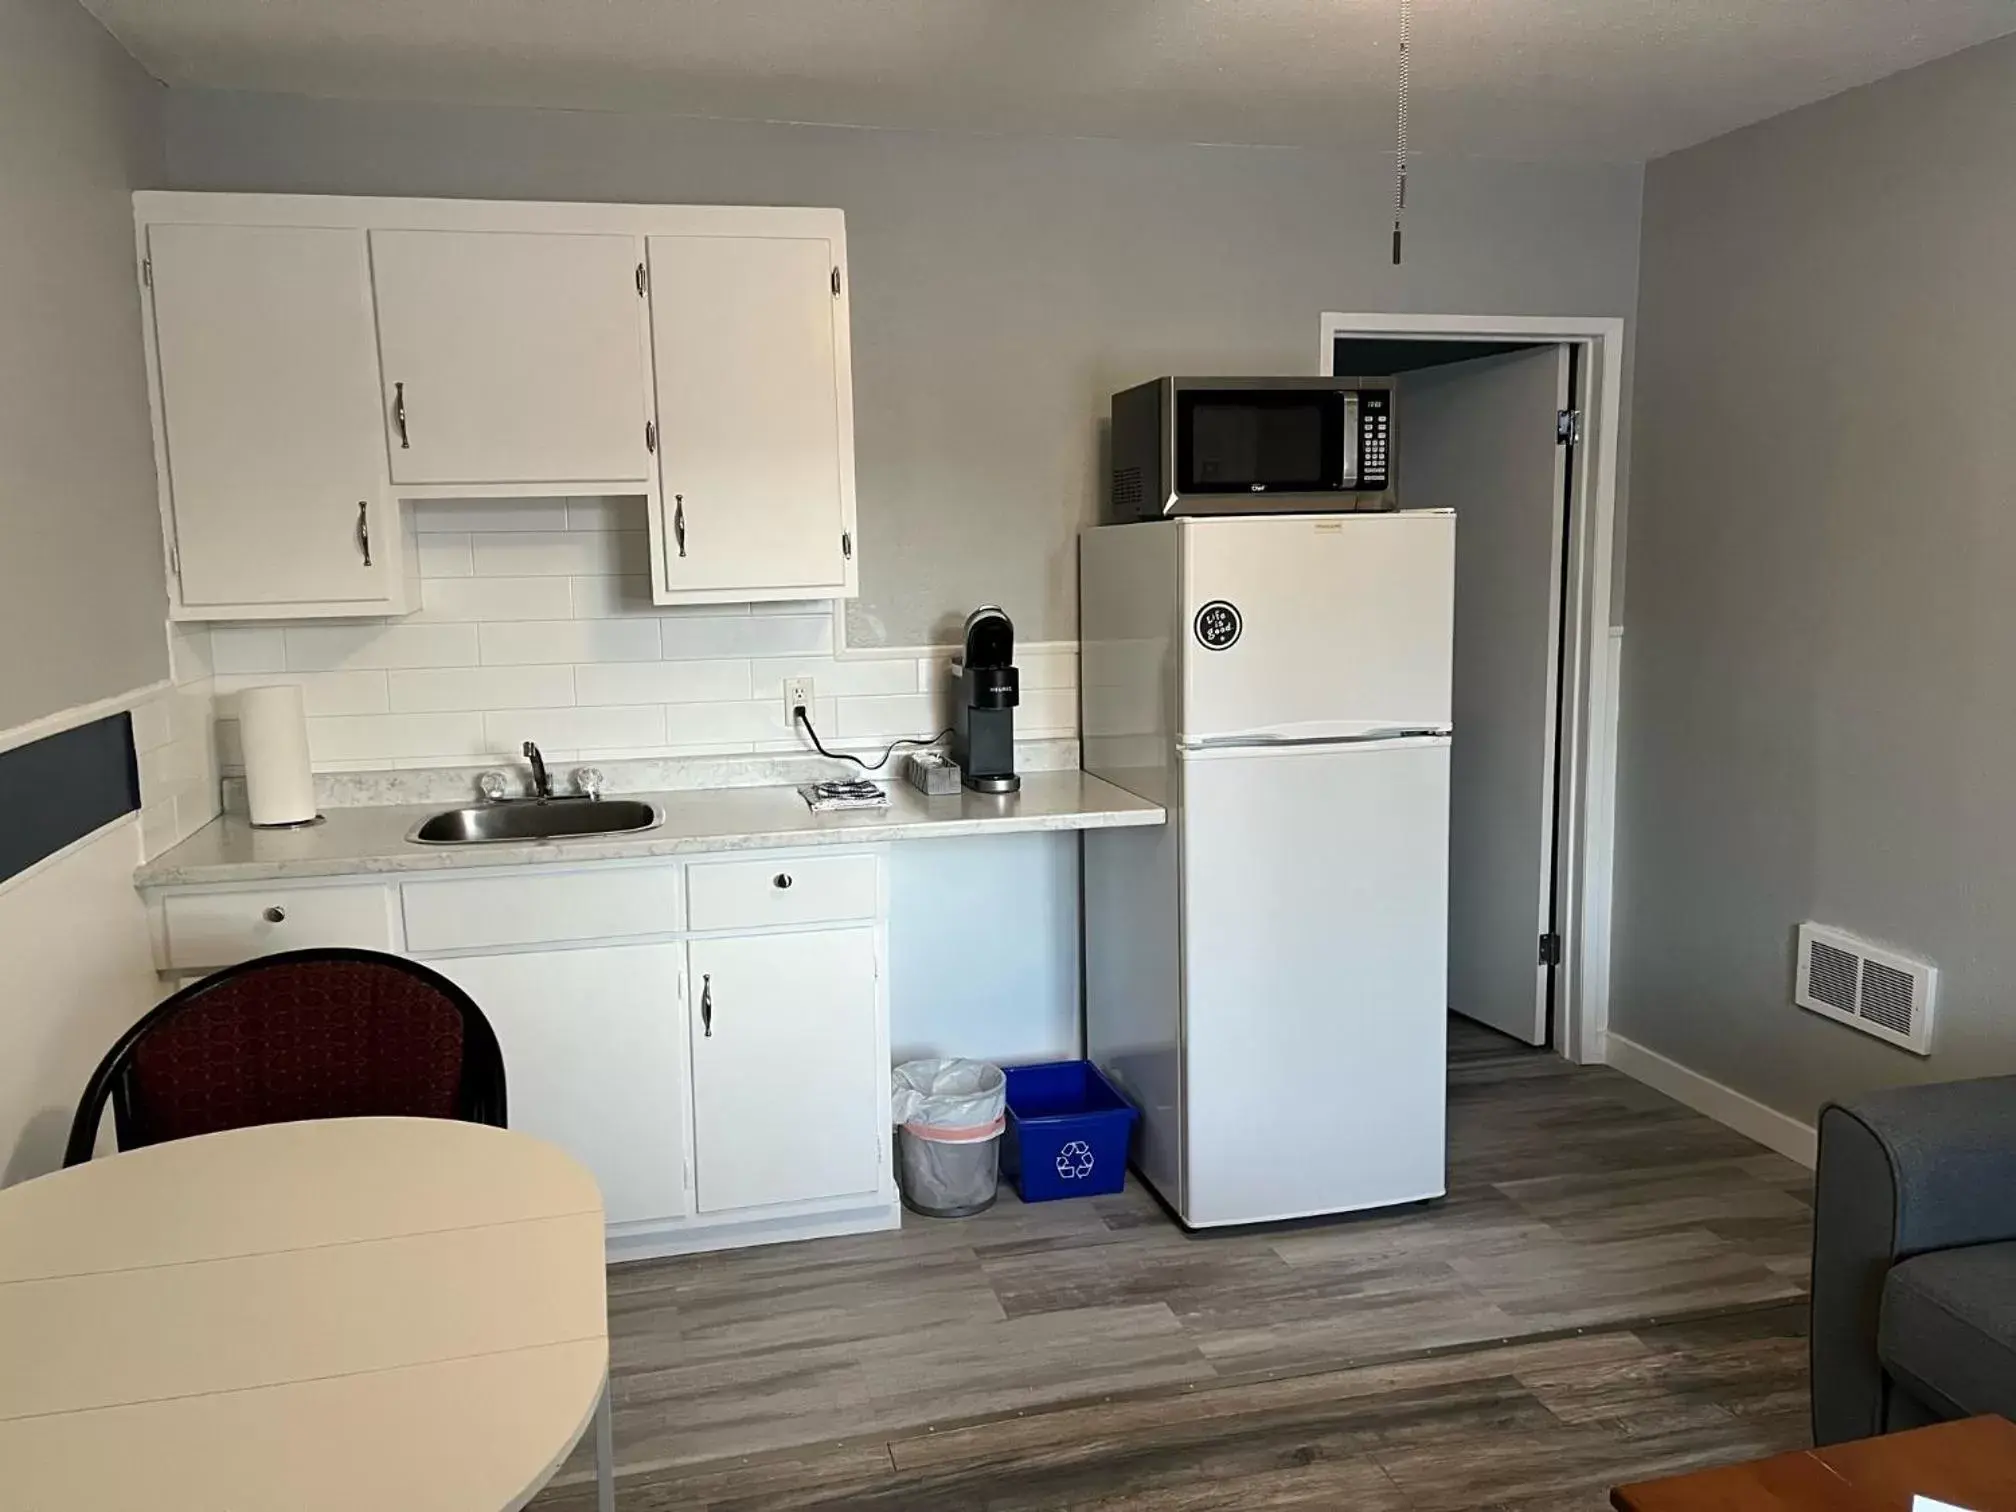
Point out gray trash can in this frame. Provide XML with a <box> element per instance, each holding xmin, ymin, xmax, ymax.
<box><xmin>891</xmin><ymin>1059</ymin><xmax>1006</xmax><ymax>1218</ymax></box>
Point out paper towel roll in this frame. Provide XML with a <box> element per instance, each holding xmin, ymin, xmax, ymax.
<box><xmin>238</xmin><ymin>684</ymin><xmax>319</xmax><ymax>827</ymax></box>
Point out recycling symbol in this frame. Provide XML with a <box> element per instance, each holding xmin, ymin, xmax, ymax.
<box><xmin>1055</xmin><ymin>1140</ymin><xmax>1096</xmax><ymax>1180</ymax></box>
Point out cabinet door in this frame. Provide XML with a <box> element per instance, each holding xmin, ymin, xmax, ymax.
<box><xmin>648</xmin><ymin>235</ymin><xmax>851</xmax><ymax>597</ymax></box>
<box><xmin>146</xmin><ymin>223</ymin><xmax>394</xmax><ymax>609</ymax></box>
<box><xmin>688</xmin><ymin>928</ymin><xmax>882</xmax><ymax>1213</ymax></box>
<box><xmin>432</xmin><ymin>943</ymin><xmax>689</xmax><ymax>1227</ymax></box>
<box><xmin>371</xmin><ymin>230</ymin><xmax>653</xmax><ymax>485</ymax></box>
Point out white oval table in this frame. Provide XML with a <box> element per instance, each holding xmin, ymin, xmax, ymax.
<box><xmin>0</xmin><ymin>1117</ymin><xmax>614</xmax><ymax>1512</ymax></box>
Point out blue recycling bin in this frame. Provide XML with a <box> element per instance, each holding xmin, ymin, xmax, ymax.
<box><xmin>1001</xmin><ymin>1060</ymin><xmax>1138</xmax><ymax>1201</ymax></box>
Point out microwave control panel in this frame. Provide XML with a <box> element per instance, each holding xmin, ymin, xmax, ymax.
<box><xmin>1356</xmin><ymin>390</ymin><xmax>1392</xmax><ymax>491</ymax></box>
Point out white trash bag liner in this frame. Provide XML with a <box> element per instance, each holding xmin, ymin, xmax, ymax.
<box><xmin>891</xmin><ymin>1059</ymin><xmax>1006</xmax><ymax>1142</ymax></box>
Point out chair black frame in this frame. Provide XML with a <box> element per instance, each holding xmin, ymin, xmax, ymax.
<box><xmin>63</xmin><ymin>946</ymin><xmax>508</xmax><ymax>1167</ymax></box>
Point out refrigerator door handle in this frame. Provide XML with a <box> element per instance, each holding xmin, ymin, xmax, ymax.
<box><xmin>1182</xmin><ymin>726</ymin><xmax>1451</xmax><ymax>752</ymax></box>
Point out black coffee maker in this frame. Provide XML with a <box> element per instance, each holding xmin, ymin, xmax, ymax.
<box><xmin>951</xmin><ymin>606</ymin><xmax>1020</xmax><ymax>793</ymax></box>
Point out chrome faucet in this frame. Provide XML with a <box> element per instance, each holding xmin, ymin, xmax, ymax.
<box><xmin>523</xmin><ymin>741</ymin><xmax>553</xmax><ymax>800</ymax></box>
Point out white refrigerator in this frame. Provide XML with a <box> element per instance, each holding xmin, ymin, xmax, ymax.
<box><xmin>1081</xmin><ymin>512</ymin><xmax>1453</xmax><ymax>1227</ymax></box>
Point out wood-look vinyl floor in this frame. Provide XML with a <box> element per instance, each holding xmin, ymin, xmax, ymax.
<box><xmin>535</xmin><ymin>1019</ymin><xmax>1814</xmax><ymax>1509</ymax></box>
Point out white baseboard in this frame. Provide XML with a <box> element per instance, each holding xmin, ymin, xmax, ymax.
<box><xmin>1604</xmin><ymin>1032</ymin><xmax>1817</xmax><ymax>1168</ymax></box>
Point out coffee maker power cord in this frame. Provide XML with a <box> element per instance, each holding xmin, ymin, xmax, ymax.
<box><xmin>794</xmin><ymin>705</ymin><xmax>952</xmax><ymax>773</ymax></box>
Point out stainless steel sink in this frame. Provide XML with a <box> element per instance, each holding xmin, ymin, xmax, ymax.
<box><xmin>408</xmin><ymin>798</ymin><xmax>660</xmax><ymax>845</ymax></box>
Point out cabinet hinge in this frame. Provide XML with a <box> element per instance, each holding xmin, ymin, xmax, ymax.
<box><xmin>167</xmin><ymin>537</ymin><xmax>179</xmax><ymax>579</ymax></box>
<box><xmin>831</xmin><ymin>266</ymin><xmax>842</xmax><ymax>297</ymax></box>
<box><xmin>635</xmin><ymin>261</ymin><xmax>648</xmax><ymax>297</ymax></box>
<box><xmin>841</xmin><ymin>531</ymin><xmax>853</xmax><ymax>561</ymax></box>
<box><xmin>1538</xmin><ymin>932</ymin><xmax>1563</xmax><ymax>967</ymax></box>
<box><xmin>645</xmin><ymin>420</ymin><xmax>657</xmax><ymax>454</ymax></box>
<box><xmin>1556</xmin><ymin>409</ymin><xmax>1583</xmax><ymax>446</ymax></box>
<box><xmin>141</xmin><ymin>258</ymin><xmax>152</xmax><ymax>289</ymax></box>
<box><xmin>683</xmin><ymin>1158</ymin><xmax>693</xmax><ymax>1194</ymax></box>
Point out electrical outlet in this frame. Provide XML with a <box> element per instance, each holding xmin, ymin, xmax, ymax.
<box><xmin>783</xmin><ymin>677</ymin><xmax>815</xmax><ymax>723</ymax></box>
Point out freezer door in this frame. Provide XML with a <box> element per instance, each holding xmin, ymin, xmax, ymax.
<box><xmin>1179</xmin><ymin>739</ymin><xmax>1449</xmax><ymax>1226</ymax></box>
<box><xmin>1180</xmin><ymin>514</ymin><xmax>1454</xmax><ymax>743</ymax></box>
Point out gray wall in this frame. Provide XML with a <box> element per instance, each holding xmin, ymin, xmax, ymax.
<box><xmin>1614</xmin><ymin>34</ymin><xmax>2016</xmax><ymax>1124</ymax></box>
<box><xmin>162</xmin><ymin>91</ymin><xmax>1644</xmax><ymax>647</ymax></box>
<box><xmin>0</xmin><ymin>0</ymin><xmax>166</xmax><ymax>732</ymax></box>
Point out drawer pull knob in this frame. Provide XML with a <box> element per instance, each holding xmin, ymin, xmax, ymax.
<box><xmin>773</xmin><ymin>873</ymin><xmax>794</xmax><ymax>890</ymax></box>
<box><xmin>263</xmin><ymin>906</ymin><xmax>287</xmax><ymax>924</ymax></box>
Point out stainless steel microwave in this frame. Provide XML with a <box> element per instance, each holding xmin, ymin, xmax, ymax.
<box><xmin>1106</xmin><ymin>377</ymin><xmax>1395</xmax><ymax>522</ymax></box>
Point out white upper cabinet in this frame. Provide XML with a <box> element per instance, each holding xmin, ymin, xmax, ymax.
<box><xmin>648</xmin><ymin>233</ymin><xmax>857</xmax><ymax>603</ymax></box>
<box><xmin>145</xmin><ymin>223</ymin><xmax>402</xmax><ymax>616</ymax></box>
<box><xmin>370</xmin><ymin>230</ymin><xmax>654</xmax><ymax>487</ymax></box>
<box><xmin>133</xmin><ymin>195</ymin><xmax>860</xmax><ymax>621</ymax></box>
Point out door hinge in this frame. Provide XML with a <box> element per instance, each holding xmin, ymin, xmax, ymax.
<box><xmin>1556</xmin><ymin>409</ymin><xmax>1583</xmax><ymax>446</ymax></box>
<box><xmin>635</xmin><ymin>261</ymin><xmax>648</xmax><ymax>297</ymax></box>
<box><xmin>1538</xmin><ymin>932</ymin><xmax>1563</xmax><ymax>967</ymax></box>
<box><xmin>831</xmin><ymin>266</ymin><xmax>842</xmax><ymax>297</ymax></box>
<box><xmin>167</xmin><ymin>537</ymin><xmax>179</xmax><ymax>578</ymax></box>
<box><xmin>141</xmin><ymin>257</ymin><xmax>152</xmax><ymax>289</ymax></box>
<box><xmin>645</xmin><ymin>420</ymin><xmax>657</xmax><ymax>453</ymax></box>
<box><xmin>841</xmin><ymin>531</ymin><xmax>853</xmax><ymax>560</ymax></box>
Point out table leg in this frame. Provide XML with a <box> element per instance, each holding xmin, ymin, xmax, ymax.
<box><xmin>596</xmin><ymin>1372</ymin><xmax>615</xmax><ymax>1512</ymax></box>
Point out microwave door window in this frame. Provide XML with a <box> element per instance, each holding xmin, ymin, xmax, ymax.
<box><xmin>1179</xmin><ymin>393</ymin><xmax>1342</xmax><ymax>493</ymax></box>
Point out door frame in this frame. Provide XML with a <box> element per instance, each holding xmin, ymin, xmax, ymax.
<box><xmin>1318</xmin><ymin>312</ymin><xmax>1625</xmax><ymax>1066</ymax></box>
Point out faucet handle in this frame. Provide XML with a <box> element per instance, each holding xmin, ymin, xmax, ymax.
<box><xmin>573</xmin><ymin>767</ymin><xmax>605</xmax><ymax>801</ymax></box>
<box><xmin>477</xmin><ymin>771</ymin><xmax>510</xmax><ymax>803</ymax></box>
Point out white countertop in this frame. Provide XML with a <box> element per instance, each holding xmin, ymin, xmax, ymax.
<box><xmin>135</xmin><ymin>770</ymin><xmax>1165</xmax><ymax>888</ymax></box>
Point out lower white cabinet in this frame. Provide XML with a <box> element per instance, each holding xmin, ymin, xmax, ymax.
<box><xmin>688</xmin><ymin>928</ymin><xmax>883</xmax><ymax>1213</ymax></box>
<box><xmin>143</xmin><ymin>847</ymin><xmax>895</xmax><ymax>1258</ymax></box>
<box><xmin>431</xmin><ymin>943</ymin><xmax>691</xmax><ymax>1228</ymax></box>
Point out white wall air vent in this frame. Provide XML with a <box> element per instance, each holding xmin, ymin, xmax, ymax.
<box><xmin>1794</xmin><ymin>922</ymin><xmax>1937</xmax><ymax>1056</ymax></box>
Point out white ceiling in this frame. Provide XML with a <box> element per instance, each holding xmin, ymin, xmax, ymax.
<box><xmin>80</xmin><ymin>0</ymin><xmax>2016</xmax><ymax>162</ymax></box>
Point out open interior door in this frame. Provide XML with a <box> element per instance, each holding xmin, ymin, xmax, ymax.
<box><xmin>1398</xmin><ymin>346</ymin><xmax>1571</xmax><ymax>1046</ymax></box>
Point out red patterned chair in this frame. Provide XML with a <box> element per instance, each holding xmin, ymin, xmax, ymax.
<box><xmin>63</xmin><ymin>948</ymin><xmax>507</xmax><ymax>1166</ymax></box>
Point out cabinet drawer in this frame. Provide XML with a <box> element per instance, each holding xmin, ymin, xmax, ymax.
<box><xmin>162</xmin><ymin>885</ymin><xmax>393</xmax><ymax>971</ymax></box>
<box><xmin>402</xmin><ymin>867</ymin><xmax>683</xmax><ymax>954</ymax></box>
<box><xmin>686</xmin><ymin>853</ymin><xmax>877</xmax><ymax>933</ymax></box>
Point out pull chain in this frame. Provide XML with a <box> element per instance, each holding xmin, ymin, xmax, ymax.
<box><xmin>1393</xmin><ymin>0</ymin><xmax>1411</xmax><ymax>265</ymax></box>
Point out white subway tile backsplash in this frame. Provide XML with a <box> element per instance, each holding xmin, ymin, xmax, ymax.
<box><xmin>211</xmin><ymin>627</ymin><xmax>288</xmax><ymax>675</ymax></box>
<box><xmin>472</xmin><ymin>530</ymin><xmax>649</xmax><ymax>579</ymax></box>
<box><xmin>285</xmin><ymin>622</ymin><xmax>480</xmax><ymax>671</ymax></box>
<box><xmin>418</xmin><ymin>575</ymin><xmax>573</xmax><ymax>623</ymax></box>
<box><xmin>485</xmin><ymin>705</ymin><xmax>665</xmax><ymax>754</ymax></box>
<box><xmin>130</xmin><ymin>696</ymin><xmax>175</xmax><ymax>754</ymax></box>
<box><xmin>576</xmin><ymin>660</ymin><xmax>751</xmax><ymax>706</ymax></box>
<box><xmin>831</xmin><ymin>694</ymin><xmax>945</xmax><ymax>740</ymax></box>
<box><xmin>569</xmin><ymin>574</ymin><xmax>751</xmax><ymax>620</ymax></box>
<box><xmin>414</xmin><ymin>499</ymin><xmax>569</xmax><ymax>533</ymax></box>
<box><xmin>215</xmin><ymin>671</ymin><xmax>391</xmax><ymax>718</ymax></box>
<box><xmin>193</xmin><ymin>496</ymin><xmax>1075</xmax><ymax>774</ymax></box>
<box><xmin>307</xmin><ymin>712</ymin><xmax>490</xmax><ymax>763</ymax></box>
<box><xmin>414</xmin><ymin>534</ymin><xmax>474</xmax><ymax>578</ymax></box>
<box><xmin>661</xmin><ymin>613</ymin><xmax>832</xmax><ymax>660</ymax></box>
<box><xmin>481</xmin><ymin>618</ymin><xmax>661</xmax><ymax>666</ymax></box>
<box><xmin>665</xmin><ymin>700</ymin><xmax>806</xmax><ymax>747</ymax></box>
<box><xmin>168</xmin><ymin>624</ymin><xmax>215</xmax><ymax>684</ymax></box>
<box><xmin>387</xmin><ymin>665</ymin><xmax>575</xmax><ymax>714</ymax></box>
<box><xmin>750</xmin><ymin>655</ymin><xmax>919</xmax><ymax>702</ymax></box>
<box><xmin>566</xmin><ymin>496</ymin><xmax>645</xmax><ymax>532</ymax></box>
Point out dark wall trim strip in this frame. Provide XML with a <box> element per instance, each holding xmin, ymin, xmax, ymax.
<box><xmin>0</xmin><ymin>713</ymin><xmax>140</xmax><ymax>887</ymax></box>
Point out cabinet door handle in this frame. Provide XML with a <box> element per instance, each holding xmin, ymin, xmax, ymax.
<box><xmin>356</xmin><ymin>501</ymin><xmax>372</xmax><ymax>566</ymax></box>
<box><xmin>393</xmin><ymin>382</ymin><xmax>410</xmax><ymax>448</ymax></box>
<box><xmin>773</xmin><ymin>873</ymin><xmax>793</xmax><ymax>890</ymax></box>
<box><xmin>700</xmin><ymin>973</ymin><xmax>712</xmax><ymax>1037</ymax></box>
<box><xmin>674</xmin><ymin>494</ymin><xmax>687</xmax><ymax>558</ymax></box>
<box><xmin>262</xmin><ymin>905</ymin><xmax>287</xmax><ymax>924</ymax></box>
